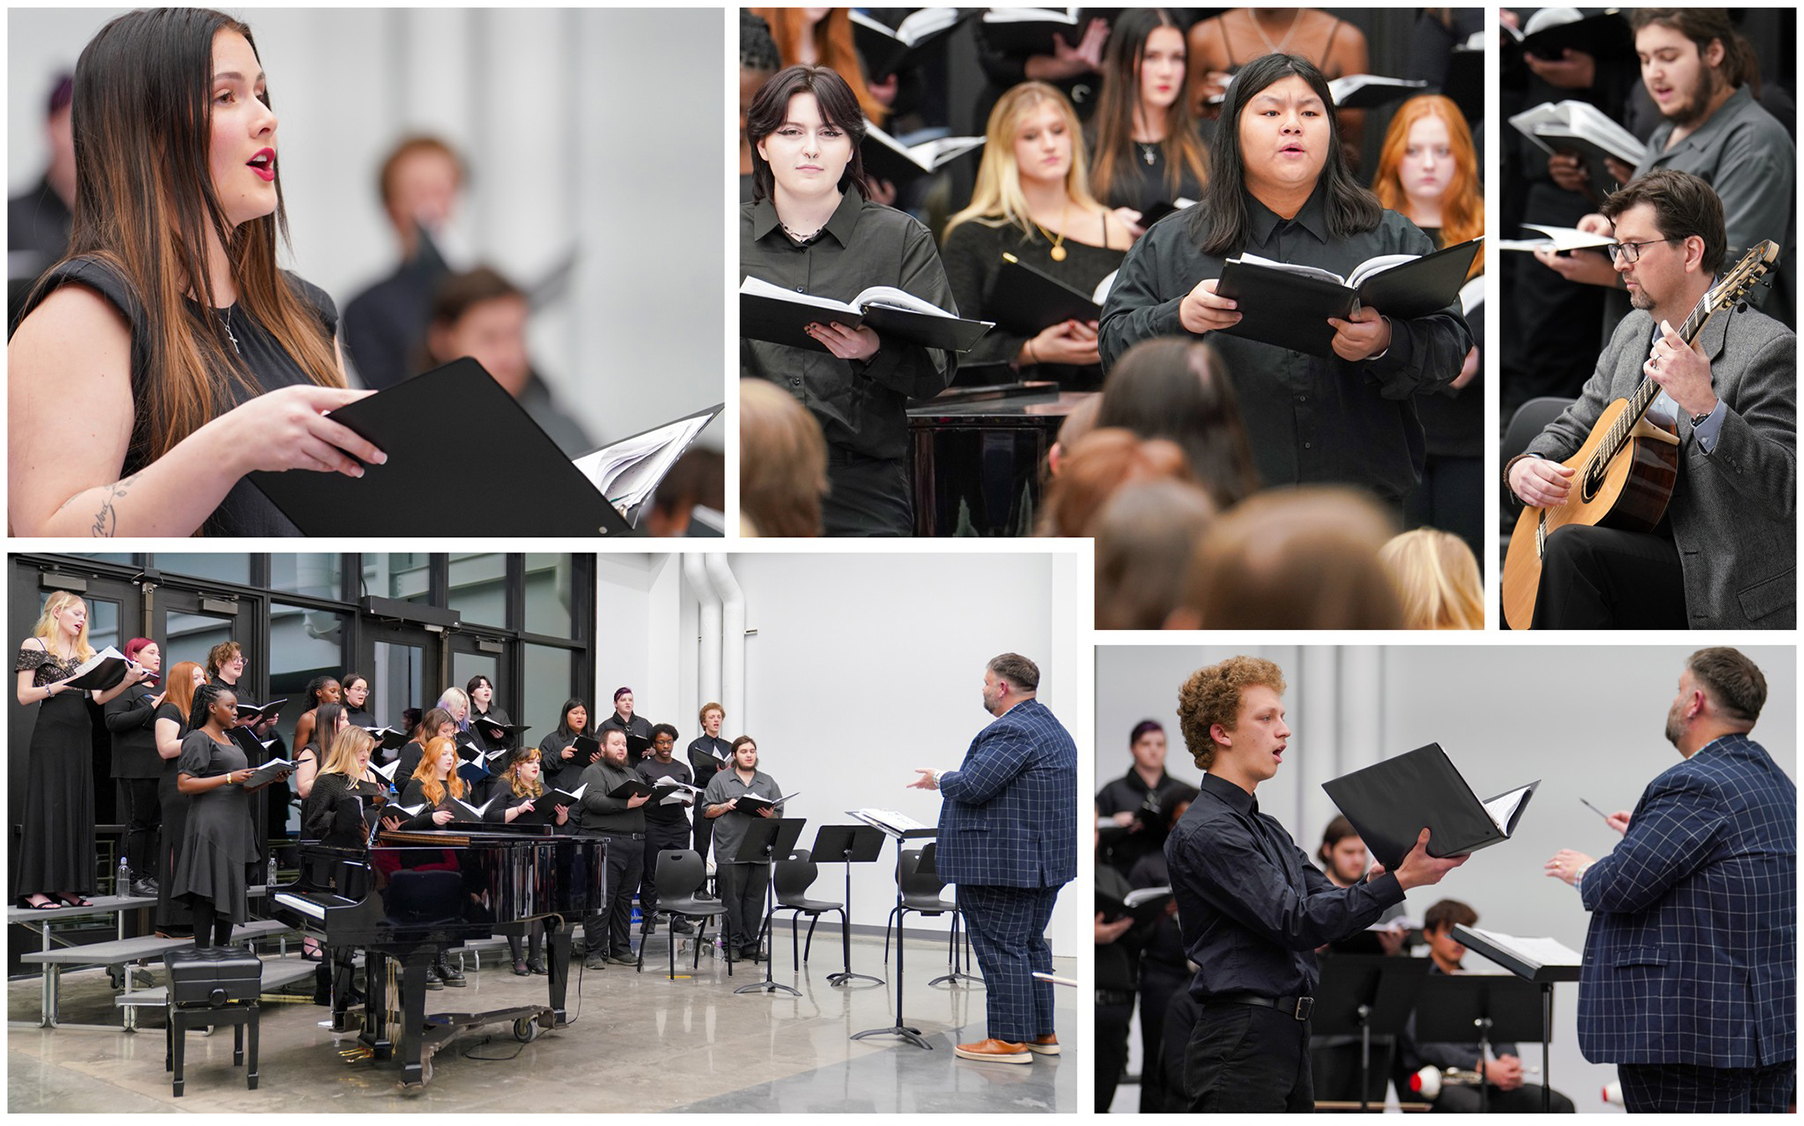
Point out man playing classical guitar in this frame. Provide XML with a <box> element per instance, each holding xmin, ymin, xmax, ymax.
<box><xmin>1507</xmin><ymin>170</ymin><xmax>1794</xmax><ymax>628</ymax></box>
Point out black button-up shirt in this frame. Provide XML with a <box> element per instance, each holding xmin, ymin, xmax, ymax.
<box><xmin>1099</xmin><ymin>184</ymin><xmax>1473</xmax><ymax>504</ymax></box>
<box><xmin>1165</xmin><ymin>772</ymin><xmax>1404</xmax><ymax>1001</ymax></box>
<box><xmin>1096</xmin><ymin>768</ymin><xmax>1198</xmax><ymax>875</ymax></box>
<box><xmin>740</xmin><ymin>190</ymin><xmax>958</xmax><ymax>460</ymax></box>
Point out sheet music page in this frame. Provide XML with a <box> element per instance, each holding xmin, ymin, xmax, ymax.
<box><xmin>1469</xmin><ymin>926</ymin><xmax>1582</xmax><ymax>968</ymax></box>
<box><xmin>1481</xmin><ymin>784</ymin><xmax>1534</xmax><ymax>832</ymax></box>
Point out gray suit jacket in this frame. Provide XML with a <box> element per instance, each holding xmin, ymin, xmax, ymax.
<box><xmin>1522</xmin><ymin>304</ymin><xmax>1795</xmax><ymax>628</ymax></box>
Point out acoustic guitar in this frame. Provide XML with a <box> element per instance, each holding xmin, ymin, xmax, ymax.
<box><xmin>1502</xmin><ymin>240</ymin><xmax>1779</xmax><ymax>630</ymax></box>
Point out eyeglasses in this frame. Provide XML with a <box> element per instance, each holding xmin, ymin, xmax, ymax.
<box><xmin>1605</xmin><ymin>238</ymin><xmax>1680</xmax><ymax>264</ymax></box>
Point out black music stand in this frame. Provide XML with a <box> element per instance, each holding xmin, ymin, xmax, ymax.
<box><xmin>1312</xmin><ymin>954</ymin><xmax>1430</xmax><ymax>1111</ymax></box>
<box><xmin>811</xmin><ymin>824</ymin><xmax>886</xmax><ymax>987</ymax></box>
<box><xmin>852</xmin><ymin>828</ymin><xmax>940</xmax><ymax>1050</ymax></box>
<box><xmin>732</xmin><ymin>817</ymin><xmax>806</xmax><ymax>996</ymax></box>
<box><xmin>1451</xmin><ymin>925</ymin><xmax>1582</xmax><ymax>1114</ymax></box>
<box><xmin>1414</xmin><ymin>973</ymin><xmax>1546</xmax><ymax>1114</ymax></box>
<box><xmin>921</xmin><ymin>844</ymin><xmax>980</xmax><ymax>988</ymax></box>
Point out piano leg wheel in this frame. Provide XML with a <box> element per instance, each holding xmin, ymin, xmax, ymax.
<box><xmin>513</xmin><ymin>1017</ymin><xmax>541</xmax><ymax>1043</ymax></box>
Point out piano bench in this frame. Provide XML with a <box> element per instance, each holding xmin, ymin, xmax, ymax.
<box><xmin>164</xmin><ymin>947</ymin><xmax>263</xmax><ymax>1097</ymax></box>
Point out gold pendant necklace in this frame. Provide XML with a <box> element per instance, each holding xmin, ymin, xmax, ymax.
<box><xmin>1034</xmin><ymin>200</ymin><xmax>1070</xmax><ymax>262</ymax></box>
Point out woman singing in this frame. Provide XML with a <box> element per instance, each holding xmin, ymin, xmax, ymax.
<box><xmin>154</xmin><ymin>661</ymin><xmax>207</xmax><ymax>934</ymax></box>
<box><xmin>398</xmin><ymin>736</ymin><xmax>467</xmax><ymax>989</ymax></box>
<box><xmin>173</xmin><ymin>684</ymin><xmax>291</xmax><ymax>946</ymax></box>
<box><xmin>740</xmin><ymin>64</ymin><xmax>958</xmax><ymax>535</ymax></box>
<box><xmin>396</xmin><ymin>706</ymin><xmax>457</xmax><ymax>785</ymax></box>
<box><xmin>942</xmin><ymin>82</ymin><xmax>1131</xmax><ymax>392</ymax></box>
<box><xmin>1099</xmin><ymin>54</ymin><xmax>1472</xmax><ymax>511</ymax></box>
<box><xmin>7</xmin><ymin>7</ymin><xmax>383</xmax><ymax>537</ymax></box>
<box><xmin>339</xmin><ymin>671</ymin><xmax>372</xmax><ymax>727</ymax></box>
<box><xmin>490</xmin><ymin>747</ymin><xmax>569</xmax><ymax>975</ymax></box>
<box><xmin>1088</xmin><ymin>10</ymin><xmax>1209</xmax><ymax>226</ymax></box>
<box><xmin>539</xmin><ymin>697</ymin><xmax>591</xmax><ymax>792</ymax></box>
<box><xmin>14</xmin><ymin>592</ymin><xmax>151</xmax><ymax>909</ymax></box>
<box><xmin>101</xmin><ymin>637</ymin><xmax>167</xmax><ymax>896</ymax></box>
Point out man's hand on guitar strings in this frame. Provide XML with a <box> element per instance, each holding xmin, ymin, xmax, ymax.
<box><xmin>1510</xmin><ymin>456</ymin><xmax>1574</xmax><ymax>508</ymax></box>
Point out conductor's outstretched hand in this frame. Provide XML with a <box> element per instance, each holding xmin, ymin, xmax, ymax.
<box><xmin>907</xmin><ymin>769</ymin><xmax>939</xmax><ymax>791</ymax></box>
<box><xmin>1382</xmin><ymin>828</ymin><xmax>1468</xmax><ymax>891</ymax></box>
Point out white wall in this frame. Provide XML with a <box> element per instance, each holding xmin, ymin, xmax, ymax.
<box><xmin>1097</xmin><ymin>643</ymin><xmax>1797</xmax><ymax>1111</ymax></box>
<box><xmin>595</xmin><ymin>549</ymin><xmax>1086</xmax><ymax>958</ymax></box>
<box><xmin>8</xmin><ymin>7</ymin><xmax>725</xmax><ymax>448</ymax></box>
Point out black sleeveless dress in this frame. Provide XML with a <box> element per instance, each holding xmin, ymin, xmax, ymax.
<box><xmin>13</xmin><ymin>647</ymin><xmax>96</xmax><ymax>899</ymax></box>
<box><xmin>23</xmin><ymin>257</ymin><xmax>339</xmax><ymax>537</ymax></box>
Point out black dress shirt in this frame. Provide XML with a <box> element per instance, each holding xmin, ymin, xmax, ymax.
<box><xmin>1165</xmin><ymin>772</ymin><xmax>1403</xmax><ymax>1001</ymax></box>
<box><xmin>598</xmin><ymin>712</ymin><xmax>653</xmax><ymax>767</ymax></box>
<box><xmin>740</xmin><ymin>190</ymin><xmax>958</xmax><ymax>460</ymax></box>
<box><xmin>1095</xmin><ymin>768</ymin><xmax>1198</xmax><ymax>875</ymax></box>
<box><xmin>686</xmin><ymin>734</ymin><xmax>731</xmax><ymax>790</ymax></box>
<box><xmin>1099</xmin><ymin>183</ymin><xmax>1473</xmax><ymax>504</ymax></box>
<box><xmin>635</xmin><ymin>757</ymin><xmax>694</xmax><ymax>826</ymax></box>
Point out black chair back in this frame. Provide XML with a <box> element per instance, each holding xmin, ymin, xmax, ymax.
<box><xmin>774</xmin><ymin>848</ymin><xmax>818</xmax><ymax>905</ymax></box>
<box><xmin>655</xmin><ymin>849</ymin><xmax>706</xmax><ymax>899</ymax></box>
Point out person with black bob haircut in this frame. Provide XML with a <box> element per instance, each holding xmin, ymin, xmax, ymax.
<box><xmin>740</xmin><ymin>64</ymin><xmax>958</xmax><ymax>536</ymax></box>
<box><xmin>1099</xmin><ymin>53</ymin><xmax>1472</xmax><ymax>513</ymax></box>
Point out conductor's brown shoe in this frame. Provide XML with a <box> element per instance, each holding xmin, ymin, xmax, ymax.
<box><xmin>954</xmin><ymin>1038</ymin><xmax>1032</xmax><ymax>1064</ymax></box>
<box><xmin>1026</xmin><ymin>1034</ymin><xmax>1061</xmax><ymax>1055</ymax></box>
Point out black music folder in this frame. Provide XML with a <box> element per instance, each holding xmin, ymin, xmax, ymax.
<box><xmin>606</xmin><ymin>777</ymin><xmax>656</xmax><ymax>800</ymax></box>
<box><xmin>1320</xmin><ymin>743</ymin><xmax>1538</xmax><ymax>871</ymax></box>
<box><xmin>1096</xmin><ymin>885</ymin><xmax>1171</xmax><ymax>928</ymax></box>
<box><xmin>989</xmin><ymin>252</ymin><xmax>1102</xmax><ymax>336</ymax></box>
<box><xmin>740</xmin><ymin>276</ymin><xmax>992</xmax><ymax>353</ymax></box>
<box><xmin>63</xmin><ymin>647</ymin><xmax>132</xmax><ymax>691</ymax></box>
<box><xmin>860</xmin><ymin>125</ymin><xmax>984</xmax><ymax>190</ymax></box>
<box><xmin>1213</xmin><ymin>237</ymin><xmax>1481</xmax><ymax>359</ymax></box>
<box><xmin>977</xmin><ymin>8</ymin><xmax>1116</xmax><ymax>56</ymax></box>
<box><xmin>248</xmin><ymin>358</ymin><xmax>721</xmax><ymax>536</ymax></box>
<box><xmin>850</xmin><ymin>8</ymin><xmax>965</xmax><ymax>80</ymax></box>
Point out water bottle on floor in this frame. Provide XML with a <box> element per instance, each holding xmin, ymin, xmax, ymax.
<box><xmin>116</xmin><ymin>856</ymin><xmax>130</xmax><ymax>896</ymax></box>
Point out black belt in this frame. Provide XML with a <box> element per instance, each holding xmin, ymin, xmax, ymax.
<box><xmin>1208</xmin><ymin>992</ymin><xmax>1314</xmax><ymax>1020</ymax></box>
<box><xmin>595</xmin><ymin>830</ymin><xmax>646</xmax><ymax>840</ymax></box>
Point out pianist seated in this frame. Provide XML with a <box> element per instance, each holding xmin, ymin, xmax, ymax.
<box><xmin>1397</xmin><ymin>899</ymin><xmax>1576</xmax><ymax>1113</ymax></box>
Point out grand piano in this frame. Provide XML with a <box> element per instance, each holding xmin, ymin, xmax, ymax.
<box><xmin>271</xmin><ymin>822</ymin><xmax>605</xmax><ymax>1086</ymax></box>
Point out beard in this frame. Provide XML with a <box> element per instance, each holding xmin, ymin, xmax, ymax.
<box><xmin>1663</xmin><ymin>63</ymin><xmax>1720</xmax><ymax>129</ymax></box>
<box><xmin>1663</xmin><ymin>700</ymin><xmax>1684</xmax><ymax>748</ymax></box>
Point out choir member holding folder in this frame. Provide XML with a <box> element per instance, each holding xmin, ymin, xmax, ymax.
<box><xmin>8</xmin><ymin>8</ymin><xmax>384</xmax><ymax>537</ymax></box>
<box><xmin>1164</xmin><ymin>655</ymin><xmax>1466</xmax><ymax>1111</ymax></box>
<box><xmin>1100</xmin><ymin>54</ymin><xmax>1473</xmax><ymax>511</ymax></box>
<box><xmin>941</xmin><ymin>82</ymin><xmax>1130</xmax><ymax>391</ymax></box>
<box><xmin>741</xmin><ymin>65</ymin><xmax>958</xmax><ymax>535</ymax></box>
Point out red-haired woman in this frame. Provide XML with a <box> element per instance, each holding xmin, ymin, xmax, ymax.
<box><xmin>8</xmin><ymin>7</ymin><xmax>383</xmax><ymax>537</ymax></box>
<box><xmin>1372</xmin><ymin>94</ymin><xmax>1484</xmax><ymax>557</ymax></box>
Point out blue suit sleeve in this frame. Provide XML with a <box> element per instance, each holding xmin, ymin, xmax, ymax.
<box><xmin>1581</xmin><ymin>772</ymin><xmax>1727</xmax><ymax>915</ymax></box>
<box><xmin>937</xmin><ymin>726</ymin><xmax>1035</xmax><ymax>806</ymax></box>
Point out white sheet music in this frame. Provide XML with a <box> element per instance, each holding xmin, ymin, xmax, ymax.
<box><xmin>1482</xmin><ymin>784</ymin><xmax>1534</xmax><ymax>833</ymax></box>
<box><xmin>1468</xmin><ymin>927</ymin><xmax>1582</xmax><ymax>970</ymax></box>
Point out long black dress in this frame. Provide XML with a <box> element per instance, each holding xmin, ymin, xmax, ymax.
<box><xmin>13</xmin><ymin>647</ymin><xmax>95</xmax><ymax>899</ymax></box>
<box><xmin>154</xmin><ymin>702</ymin><xmax>191</xmax><ymax>931</ymax></box>
<box><xmin>171</xmin><ymin>730</ymin><xmax>258</xmax><ymax>924</ymax></box>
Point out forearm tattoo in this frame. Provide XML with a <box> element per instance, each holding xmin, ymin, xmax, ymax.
<box><xmin>90</xmin><ymin>473</ymin><xmax>140</xmax><ymax>537</ymax></box>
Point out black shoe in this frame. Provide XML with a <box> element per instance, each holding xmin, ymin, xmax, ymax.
<box><xmin>643</xmin><ymin>918</ymin><xmax>658</xmax><ymax>936</ymax></box>
<box><xmin>527</xmin><ymin>958</ymin><xmax>548</xmax><ymax>975</ymax></box>
<box><xmin>739</xmin><ymin>945</ymin><xmax>763</xmax><ymax>962</ymax></box>
<box><xmin>436</xmin><ymin>958</ymin><xmax>466</xmax><ymax>987</ymax></box>
<box><xmin>609</xmin><ymin>951</ymin><xmax>638</xmax><ymax>966</ymax></box>
<box><xmin>671</xmin><ymin>918</ymin><xmax>695</xmax><ymax>935</ymax></box>
<box><xmin>424</xmin><ymin>964</ymin><xmax>444</xmax><ymax>990</ymax></box>
<box><xmin>512</xmin><ymin>959</ymin><xmax>529</xmax><ymax>976</ymax></box>
<box><xmin>583</xmin><ymin>952</ymin><xmax>608</xmax><ymax>971</ymax></box>
<box><xmin>129</xmin><ymin>878</ymin><xmax>159</xmax><ymax>898</ymax></box>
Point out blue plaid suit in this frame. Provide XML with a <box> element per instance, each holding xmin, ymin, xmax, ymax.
<box><xmin>936</xmin><ymin>697</ymin><xmax>1078</xmax><ymax>1041</ymax></box>
<box><xmin>1577</xmin><ymin>735</ymin><xmax>1796</xmax><ymax>1110</ymax></box>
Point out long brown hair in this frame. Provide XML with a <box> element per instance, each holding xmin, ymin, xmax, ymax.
<box><xmin>752</xmin><ymin>7</ymin><xmax>886</xmax><ymax>125</ymax></box>
<box><xmin>507</xmin><ymin>747</ymin><xmax>546</xmax><ymax>799</ymax></box>
<box><xmin>54</xmin><ymin>8</ymin><xmax>341</xmax><ymax>468</ymax></box>
<box><xmin>1090</xmin><ymin>10</ymin><xmax>1209</xmax><ymax>206</ymax></box>
<box><xmin>1372</xmin><ymin>96</ymin><xmax>1483</xmax><ymax>278</ymax></box>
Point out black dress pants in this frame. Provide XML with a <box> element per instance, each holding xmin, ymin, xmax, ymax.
<box><xmin>716</xmin><ymin>861</ymin><xmax>770</xmax><ymax>951</ymax></box>
<box><xmin>592</xmin><ymin>832</ymin><xmax>643</xmax><ymax>956</ymax></box>
<box><xmin>1096</xmin><ymin>996</ymin><xmax>1135</xmax><ymax>1112</ymax></box>
<box><xmin>1137</xmin><ymin>964</ymin><xmax>1188</xmax><ymax>1112</ymax></box>
<box><xmin>119</xmin><ymin>776</ymin><xmax>161</xmax><ymax>878</ymax></box>
<box><xmin>1186</xmin><ymin>1003</ymin><xmax>1314</xmax><ymax>1113</ymax></box>
<box><xmin>1532</xmin><ymin>525</ymin><xmax>1687</xmax><ymax>629</ymax></box>
<box><xmin>823</xmin><ymin>452</ymin><xmax>912</xmax><ymax>537</ymax></box>
<box><xmin>641</xmin><ymin>819</ymin><xmax>690</xmax><ymax>915</ymax></box>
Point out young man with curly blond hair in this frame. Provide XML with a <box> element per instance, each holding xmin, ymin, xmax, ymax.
<box><xmin>1164</xmin><ymin>655</ymin><xmax>1468</xmax><ymax>1112</ymax></box>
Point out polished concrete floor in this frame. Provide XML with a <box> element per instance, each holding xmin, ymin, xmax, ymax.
<box><xmin>8</xmin><ymin>929</ymin><xmax>1076</xmax><ymax>1113</ymax></box>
